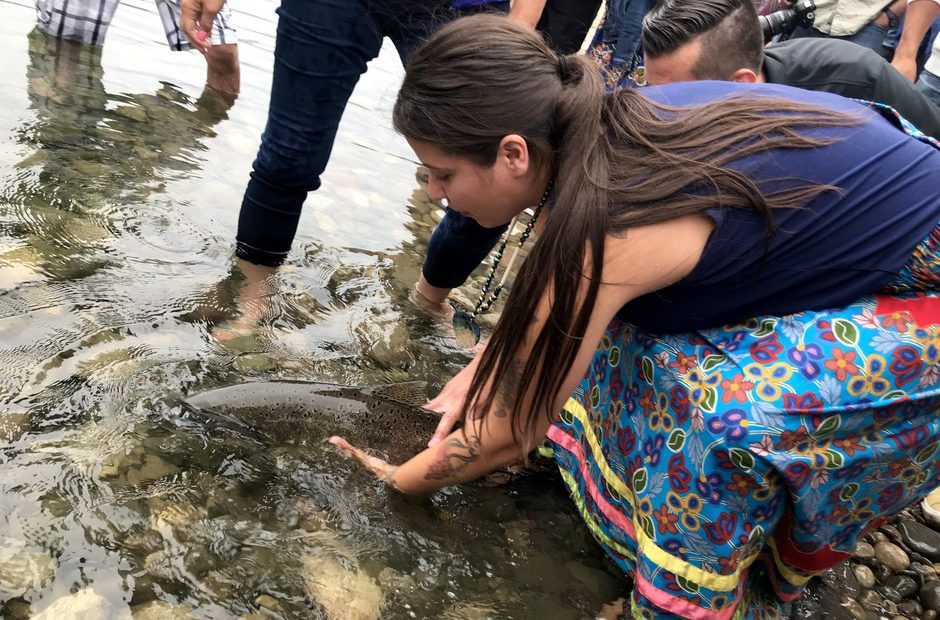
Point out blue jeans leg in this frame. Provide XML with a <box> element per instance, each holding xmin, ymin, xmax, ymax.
<box><xmin>917</xmin><ymin>70</ymin><xmax>940</xmax><ymax>108</ymax></box>
<box><xmin>236</xmin><ymin>0</ymin><xmax>454</xmax><ymax>266</ymax></box>
<box><xmin>236</xmin><ymin>0</ymin><xmax>380</xmax><ymax>266</ymax></box>
<box><xmin>791</xmin><ymin>21</ymin><xmax>889</xmax><ymax>55</ymax></box>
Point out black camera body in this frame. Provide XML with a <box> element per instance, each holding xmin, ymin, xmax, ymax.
<box><xmin>759</xmin><ymin>0</ymin><xmax>817</xmax><ymax>43</ymax></box>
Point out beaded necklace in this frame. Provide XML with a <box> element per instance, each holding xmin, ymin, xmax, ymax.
<box><xmin>452</xmin><ymin>180</ymin><xmax>554</xmax><ymax>344</ymax></box>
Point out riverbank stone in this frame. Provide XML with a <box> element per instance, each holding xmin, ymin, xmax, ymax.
<box><xmin>884</xmin><ymin>574</ymin><xmax>919</xmax><ymax>599</ymax></box>
<box><xmin>900</xmin><ymin>520</ymin><xmax>940</xmax><ymax>563</ymax></box>
<box><xmin>921</xmin><ymin>580</ymin><xmax>940</xmax><ymax>613</ymax></box>
<box><xmin>876</xmin><ymin>541</ymin><xmax>912</xmax><ymax>572</ymax></box>
<box><xmin>854</xmin><ymin>564</ymin><xmax>876</xmax><ymax>589</ymax></box>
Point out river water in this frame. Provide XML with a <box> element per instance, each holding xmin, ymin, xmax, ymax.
<box><xmin>0</xmin><ymin>1</ymin><xmax>622</xmax><ymax>617</ymax></box>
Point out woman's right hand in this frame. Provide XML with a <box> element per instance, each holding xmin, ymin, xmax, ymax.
<box><xmin>424</xmin><ymin>349</ymin><xmax>488</xmax><ymax>446</ymax></box>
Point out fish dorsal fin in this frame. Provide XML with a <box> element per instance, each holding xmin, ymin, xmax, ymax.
<box><xmin>366</xmin><ymin>381</ymin><xmax>428</xmax><ymax>408</ymax></box>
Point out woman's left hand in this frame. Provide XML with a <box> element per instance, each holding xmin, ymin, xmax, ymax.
<box><xmin>329</xmin><ymin>436</ymin><xmax>399</xmax><ymax>486</ymax></box>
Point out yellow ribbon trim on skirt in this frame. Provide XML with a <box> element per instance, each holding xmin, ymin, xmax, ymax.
<box><xmin>562</xmin><ymin>397</ymin><xmax>760</xmax><ymax>593</ymax></box>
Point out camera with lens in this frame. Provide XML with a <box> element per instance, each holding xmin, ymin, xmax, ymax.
<box><xmin>759</xmin><ymin>0</ymin><xmax>817</xmax><ymax>43</ymax></box>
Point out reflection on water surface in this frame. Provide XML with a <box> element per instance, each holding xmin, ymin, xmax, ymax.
<box><xmin>0</xmin><ymin>1</ymin><xmax>620</xmax><ymax>616</ymax></box>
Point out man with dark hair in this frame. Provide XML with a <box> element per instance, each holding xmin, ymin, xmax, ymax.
<box><xmin>641</xmin><ymin>0</ymin><xmax>940</xmax><ymax>139</ymax></box>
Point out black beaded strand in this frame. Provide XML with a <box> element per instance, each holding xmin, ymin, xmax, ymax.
<box><xmin>470</xmin><ymin>180</ymin><xmax>554</xmax><ymax>317</ymax></box>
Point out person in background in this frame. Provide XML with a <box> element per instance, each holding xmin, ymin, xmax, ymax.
<box><xmin>36</xmin><ymin>0</ymin><xmax>239</xmax><ymax>97</ymax></box>
<box><xmin>535</xmin><ymin>0</ymin><xmax>605</xmax><ymax>53</ymax></box>
<box><xmin>640</xmin><ymin>0</ymin><xmax>940</xmax><ymax>139</ymax></box>
<box><xmin>893</xmin><ymin>0</ymin><xmax>940</xmax><ymax>106</ymax></box>
<box><xmin>179</xmin><ymin>0</ymin><xmax>554</xmax><ymax>336</ymax></box>
<box><xmin>790</xmin><ymin>0</ymin><xmax>907</xmax><ymax>58</ymax></box>
<box><xmin>585</xmin><ymin>0</ymin><xmax>655</xmax><ymax>90</ymax></box>
<box><xmin>331</xmin><ymin>14</ymin><xmax>940</xmax><ymax>618</ymax></box>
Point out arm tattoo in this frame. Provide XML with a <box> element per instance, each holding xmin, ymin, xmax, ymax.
<box><xmin>493</xmin><ymin>359</ymin><xmax>526</xmax><ymax>418</ymax></box>
<box><xmin>424</xmin><ymin>435</ymin><xmax>482</xmax><ymax>481</ymax></box>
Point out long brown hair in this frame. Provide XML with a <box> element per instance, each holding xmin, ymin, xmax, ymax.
<box><xmin>394</xmin><ymin>15</ymin><xmax>858</xmax><ymax>451</ymax></box>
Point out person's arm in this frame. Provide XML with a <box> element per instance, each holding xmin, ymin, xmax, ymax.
<box><xmin>508</xmin><ymin>0</ymin><xmax>549</xmax><ymax>29</ymax></box>
<box><xmin>333</xmin><ymin>215</ymin><xmax>714</xmax><ymax>494</ymax></box>
<box><xmin>180</xmin><ymin>0</ymin><xmax>226</xmax><ymax>53</ymax></box>
<box><xmin>892</xmin><ymin>0</ymin><xmax>940</xmax><ymax>81</ymax></box>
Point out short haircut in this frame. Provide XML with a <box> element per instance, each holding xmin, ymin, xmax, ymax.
<box><xmin>641</xmin><ymin>0</ymin><xmax>764</xmax><ymax>80</ymax></box>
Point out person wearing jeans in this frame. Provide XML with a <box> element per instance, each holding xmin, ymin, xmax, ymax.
<box><xmin>178</xmin><ymin>0</ymin><xmax>551</xmax><ymax>331</ymax></box>
<box><xmin>791</xmin><ymin>0</ymin><xmax>907</xmax><ymax>57</ymax></box>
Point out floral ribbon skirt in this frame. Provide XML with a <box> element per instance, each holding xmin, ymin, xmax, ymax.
<box><xmin>544</xmin><ymin>291</ymin><xmax>940</xmax><ymax>619</ymax></box>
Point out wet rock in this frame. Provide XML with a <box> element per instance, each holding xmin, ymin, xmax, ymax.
<box><xmin>125</xmin><ymin>454</ymin><xmax>179</xmax><ymax>485</ymax></box>
<box><xmin>879</xmin><ymin>584</ymin><xmax>903</xmax><ymax>603</ymax></box>
<box><xmin>376</xmin><ymin>567</ymin><xmax>416</xmax><ymax>594</ymax></box>
<box><xmin>926</xmin><ymin>611</ymin><xmax>939</xmax><ymax>620</ymax></box>
<box><xmin>855</xmin><ymin>564</ymin><xmax>876</xmax><ymax>589</ymax></box>
<box><xmin>440</xmin><ymin>602</ymin><xmax>500</xmax><ymax>619</ymax></box>
<box><xmin>233</xmin><ymin>353</ymin><xmax>277</xmax><ymax>373</ymax></box>
<box><xmin>922</xmin><ymin>580</ymin><xmax>940</xmax><ymax>613</ymax></box>
<box><xmin>368</xmin><ymin>321</ymin><xmax>412</xmax><ymax>369</ymax></box>
<box><xmin>899</xmin><ymin>600</ymin><xmax>923</xmax><ymax>617</ymax></box>
<box><xmin>841</xmin><ymin>599</ymin><xmax>870</xmax><ymax>620</ymax></box>
<box><xmin>0</xmin><ymin>412</ymin><xmax>30</xmax><ymax>442</ymax></box>
<box><xmin>859</xmin><ymin>588</ymin><xmax>886</xmax><ymax>612</ymax></box>
<box><xmin>884</xmin><ymin>574</ymin><xmax>919</xmax><ymax>599</ymax></box>
<box><xmin>72</xmin><ymin>159</ymin><xmax>108</xmax><ymax>177</ymax></box>
<box><xmin>99</xmin><ymin>453</ymin><xmax>122</xmax><ymax>479</ymax></box>
<box><xmin>876</xmin><ymin>562</ymin><xmax>896</xmax><ymax>582</ymax></box>
<box><xmin>870</xmin><ymin>532</ymin><xmax>889</xmax><ymax>545</ymax></box>
<box><xmin>856</xmin><ymin>541</ymin><xmax>876</xmax><ymax>560</ymax></box>
<box><xmin>876</xmin><ymin>541</ymin><xmax>912</xmax><ymax>572</ymax></box>
<box><xmin>32</xmin><ymin>587</ymin><xmax>131</xmax><ymax>619</ymax></box>
<box><xmin>122</xmin><ymin>528</ymin><xmax>164</xmax><ymax>555</ymax></box>
<box><xmin>254</xmin><ymin>595</ymin><xmax>282</xmax><ymax>613</ymax></box>
<box><xmin>901</xmin><ymin>520</ymin><xmax>940</xmax><ymax>563</ymax></box>
<box><xmin>113</xmin><ymin>105</ymin><xmax>148</xmax><ymax>123</ymax></box>
<box><xmin>913</xmin><ymin>562</ymin><xmax>938</xmax><ymax>585</ymax></box>
<box><xmin>131</xmin><ymin>600</ymin><xmax>195</xmax><ymax>619</ymax></box>
<box><xmin>300</xmin><ymin>553</ymin><xmax>383</xmax><ymax>620</ymax></box>
<box><xmin>883</xmin><ymin>524</ymin><xmax>902</xmax><ymax>543</ymax></box>
<box><xmin>0</xmin><ymin>544</ymin><xmax>55</xmax><ymax>598</ymax></box>
<box><xmin>1</xmin><ymin>598</ymin><xmax>31</xmax><ymax>620</ymax></box>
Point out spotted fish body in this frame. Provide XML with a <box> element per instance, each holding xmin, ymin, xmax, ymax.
<box><xmin>185</xmin><ymin>381</ymin><xmax>440</xmax><ymax>462</ymax></box>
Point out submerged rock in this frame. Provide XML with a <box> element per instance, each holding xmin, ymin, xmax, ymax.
<box><xmin>300</xmin><ymin>553</ymin><xmax>383</xmax><ymax>620</ymax></box>
<box><xmin>32</xmin><ymin>587</ymin><xmax>131</xmax><ymax>620</ymax></box>
<box><xmin>0</xmin><ymin>542</ymin><xmax>55</xmax><ymax>599</ymax></box>
<box><xmin>131</xmin><ymin>600</ymin><xmax>195</xmax><ymax>619</ymax></box>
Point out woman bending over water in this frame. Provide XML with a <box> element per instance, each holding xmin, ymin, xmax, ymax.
<box><xmin>331</xmin><ymin>14</ymin><xmax>940</xmax><ymax>618</ymax></box>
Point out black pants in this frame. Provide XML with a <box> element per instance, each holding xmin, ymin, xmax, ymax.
<box><xmin>537</xmin><ymin>0</ymin><xmax>603</xmax><ymax>54</ymax></box>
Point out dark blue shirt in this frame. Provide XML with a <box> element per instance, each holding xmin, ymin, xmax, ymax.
<box><xmin>619</xmin><ymin>81</ymin><xmax>940</xmax><ymax>332</ymax></box>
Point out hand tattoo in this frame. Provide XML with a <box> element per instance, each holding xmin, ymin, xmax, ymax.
<box><xmin>424</xmin><ymin>435</ymin><xmax>482</xmax><ymax>481</ymax></box>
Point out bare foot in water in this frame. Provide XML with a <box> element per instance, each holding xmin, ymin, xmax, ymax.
<box><xmin>211</xmin><ymin>259</ymin><xmax>277</xmax><ymax>342</ymax></box>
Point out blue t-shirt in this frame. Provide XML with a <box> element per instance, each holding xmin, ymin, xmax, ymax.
<box><xmin>451</xmin><ymin>0</ymin><xmax>505</xmax><ymax>8</ymax></box>
<box><xmin>619</xmin><ymin>81</ymin><xmax>940</xmax><ymax>332</ymax></box>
